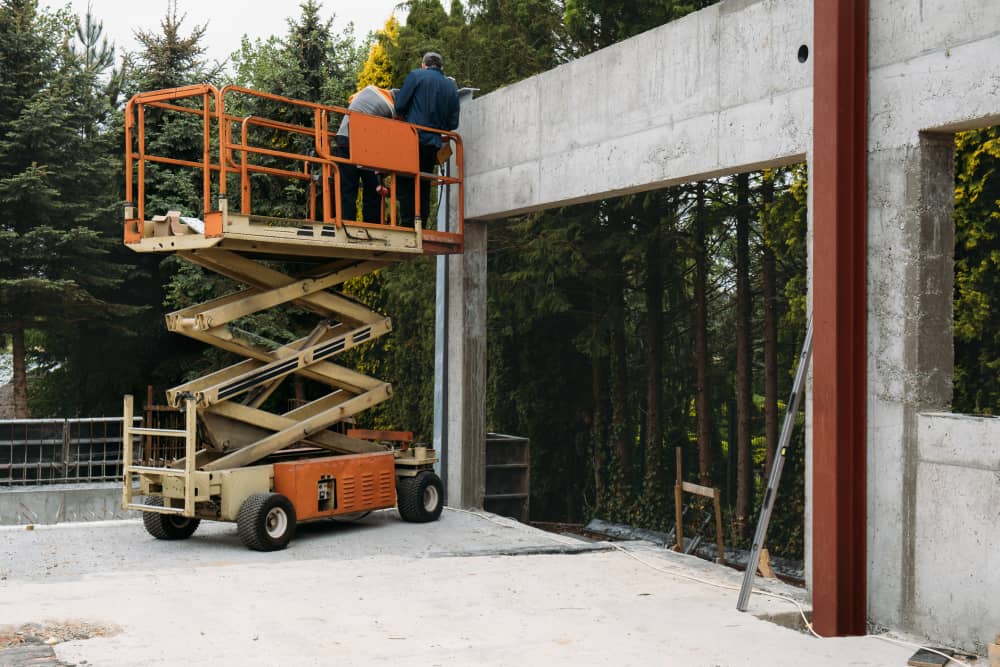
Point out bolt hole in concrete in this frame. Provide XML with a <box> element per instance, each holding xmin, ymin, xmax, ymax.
<box><xmin>797</xmin><ymin>44</ymin><xmax>809</xmax><ymax>62</ymax></box>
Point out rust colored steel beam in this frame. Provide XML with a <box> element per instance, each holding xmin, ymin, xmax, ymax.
<box><xmin>812</xmin><ymin>0</ymin><xmax>868</xmax><ymax>636</ymax></box>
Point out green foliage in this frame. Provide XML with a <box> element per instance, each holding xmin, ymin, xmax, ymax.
<box><xmin>564</xmin><ymin>0</ymin><xmax>717</xmax><ymax>54</ymax></box>
<box><xmin>458</xmin><ymin>0</ymin><xmax>565</xmax><ymax>92</ymax></box>
<box><xmin>341</xmin><ymin>260</ymin><xmax>437</xmax><ymax>440</ymax></box>
<box><xmin>357</xmin><ymin>16</ymin><xmax>399</xmax><ymax>89</ymax></box>
<box><xmin>387</xmin><ymin>0</ymin><xmax>456</xmax><ymax>87</ymax></box>
<box><xmin>0</xmin><ymin>0</ymin><xmax>143</xmax><ymax>416</ymax></box>
<box><xmin>125</xmin><ymin>0</ymin><xmax>221</xmax><ymax>92</ymax></box>
<box><xmin>954</xmin><ymin>127</ymin><xmax>1000</xmax><ymax>414</ymax></box>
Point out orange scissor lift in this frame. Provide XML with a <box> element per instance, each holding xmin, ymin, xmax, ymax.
<box><xmin>120</xmin><ymin>84</ymin><xmax>464</xmax><ymax>550</ymax></box>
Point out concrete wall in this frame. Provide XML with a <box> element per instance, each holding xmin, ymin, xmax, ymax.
<box><xmin>455</xmin><ymin>0</ymin><xmax>1000</xmax><ymax>649</ymax></box>
<box><xmin>913</xmin><ymin>413</ymin><xmax>1000</xmax><ymax>650</ymax></box>
<box><xmin>865</xmin><ymin>0</ymin><xmax>1000</xmax><ymax>648</ymax></box>
<box><xmin>0</xmin><ymin>484</ymin><xmax>134</xmax><ymax>525</ymax></box>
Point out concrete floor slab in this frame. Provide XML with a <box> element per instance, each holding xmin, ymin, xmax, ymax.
<box><xmin>0</xmin><ymin>509</ymin><xmax>915</xmax><ymax>666</ymax></box>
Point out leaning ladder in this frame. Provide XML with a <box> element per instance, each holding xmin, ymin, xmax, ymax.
<box><xmin>736</xmin><ymin>318</ymin><xmax>813</xmax><ymax>610</ymax></box>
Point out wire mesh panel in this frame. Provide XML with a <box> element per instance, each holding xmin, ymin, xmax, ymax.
<box><xmin>142</xmin><ymin>391</ymin><xmax>185</xmax><ymax>465</ymax></box>
<box><xmin>0</xmin><ymin>417</ymin><xmax>141</xmax><ymax>486</ymax></box>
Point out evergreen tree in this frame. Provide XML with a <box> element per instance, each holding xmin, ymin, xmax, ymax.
<box><xmin>564</xmin><ymin>0</ymin><xmax>716</xmax><ymax>55</ymax></box>
<box><xmin>462</xmin><ymin>0</ymin><xmax>565</xmax><ymax>92</ymax></box>
<box><xmin>387</xmin><ymin>0</ymin><xmax>452</xmax><ymax>86</ymax></box>
<box><xmin>0</xmin><ymin>0</ymin><xmax>136</xmax><ymax>416</ymax></box>
<box><xmin>357</xmin><ymin>16</ymin><xmax>400</xmax><ymax>89</ymax></box>
<box><xmin>161</xmin><ymin>2</ymin><xmax>368</xmax><ymax>406</ymax></box>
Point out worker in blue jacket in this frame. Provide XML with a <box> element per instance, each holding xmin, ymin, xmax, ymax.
<box><xmin>393</xmin><ymin>52</ymin><xmax>460</xmax><ymax>227</ymax></box>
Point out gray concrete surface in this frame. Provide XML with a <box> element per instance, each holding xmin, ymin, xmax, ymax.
<box><xmin>457</xmin><ymin>0</ymin><xmax>1000</xmax><ymax>649</ymax></box>
<box><xmin>911</xmin><ymin>412</ymin><xmax>1000</xmax><ymax>650</ymax></box>
<box><xmin>865</xmin><ymin>0</ymin><xmax>1000</xmax><ymax>648</ymax></box>
<box><xmin>0</xmin><ymin>510</ymin><xmax>916</xmax><ymax>666</ymax></box>
<box><xmin>460</xmin><ymin>0</ymin><xmax>812</xmax><ymax>220</ymax></box>
<box><xmin>0</xmin><ymin>484</ymin><xmax>134</xmax><ymax>526</ymax></box>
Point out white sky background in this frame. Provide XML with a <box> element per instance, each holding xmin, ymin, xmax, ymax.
<box><xmin>41</xmin><ymin>0</ymin><xmax>405</xmax><ymax>68</ymax></box>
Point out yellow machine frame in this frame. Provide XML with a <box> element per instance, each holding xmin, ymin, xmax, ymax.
<box><xmin>119</xmin><ymin>84</ymin><xmax>463</xmax><ymax>549</ymax></box>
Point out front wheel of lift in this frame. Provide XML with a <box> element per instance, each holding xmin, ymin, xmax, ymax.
<box><xmin>237</xmin><ymin>493</ymin><xmax>296</xmax><ymax>551</ymax></box>
<box><xmin>142</xmin><ymin>496</ymin><xmax>200</xmax><ymax>540</ymax></box>
<box><xmin>397</xmin><ymin>471</ymin><xmax>444</xmax><ymax>523</ymax></box>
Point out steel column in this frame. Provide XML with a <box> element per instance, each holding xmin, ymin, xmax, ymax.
<box><xmin>812</xmin><ymin>0</ymin><xmax>868</xmax><ymax>636</ymax></box>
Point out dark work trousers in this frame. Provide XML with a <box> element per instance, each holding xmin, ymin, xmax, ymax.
<box><xmin>334</xmin><ymin>137</ymin><xmax>381</xmax><ymax>223</ymax></box>
<box><xmin>398</xmin><ymin>144</ymin><xmax>439</xmax><ymax>228</ymax></box>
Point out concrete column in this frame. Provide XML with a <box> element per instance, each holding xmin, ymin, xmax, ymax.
<box><xmin>443</xmin><ymin>220</ymin><xmax>487</xmax><ymax>508</ymax></box>
<box><xmin>866</xmin><ymin>133</ymin><xmax>955</xmax><ymax>628</ymax></box>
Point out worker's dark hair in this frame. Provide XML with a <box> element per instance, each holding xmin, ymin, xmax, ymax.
<box><xmin>422</xmin><ymin>52</ymin><xmax>443</xmax><ymax>69</ymax></box>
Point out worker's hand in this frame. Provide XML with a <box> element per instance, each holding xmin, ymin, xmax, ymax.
<box><xmin>436</xmin><ymin>142</ymin><xmax>453</xmax><ymax>165</ymax></box>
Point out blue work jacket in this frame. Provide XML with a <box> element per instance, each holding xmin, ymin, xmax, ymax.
<box><xmin>394</xmin><ymin>67</ymin><xmax>460</xmax><ymax>147</ymax></box>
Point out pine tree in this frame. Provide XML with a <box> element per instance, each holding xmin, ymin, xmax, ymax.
<box><xmin>0</xmin><ymin>0</ymin><xmax>136</xmax><ymax>416</ymax></box>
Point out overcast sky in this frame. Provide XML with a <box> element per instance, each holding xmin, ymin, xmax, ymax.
<box><xmin>42</xmin><ymin>0</ymin><xmax>405</xmax><ymax>68</ymax></box>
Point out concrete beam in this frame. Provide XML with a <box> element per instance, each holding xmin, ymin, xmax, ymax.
<box><xmin>460</xmin><ymin>0</ymin><xmax>814</xmax><ymax>220</ymax></box>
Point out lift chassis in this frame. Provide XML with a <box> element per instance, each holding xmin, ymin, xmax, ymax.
<box><xmin>119</xmin><ymin>84</ymin><xmax>463</xmax><ymax>550</ymax></box>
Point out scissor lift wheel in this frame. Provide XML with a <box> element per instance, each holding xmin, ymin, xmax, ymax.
<box><xmin>397</xmin><ymin>471</ymin><xmax>444</xmax><ymax>523</ymax></box>
<box><xmin>142</xmin><ymin>496</ymin><xmax>201</xmax><ymax>540</ymax></box>
<box><xmin>238</xmin><ymin>493</ymin><xmax>297</xmax><ymax>551</ymax></box>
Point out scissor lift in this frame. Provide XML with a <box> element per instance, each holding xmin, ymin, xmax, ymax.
<box><xmin>119</xmin><ymin>84</ymin><xmax>464</xmax><ymax>550</ymax></box>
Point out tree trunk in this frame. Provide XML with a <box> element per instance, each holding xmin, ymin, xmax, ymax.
<box><xmin>694</xmin><ymin>181</ymin><xmax>713</xmax><ymax>485</ymax></box>
<box><xmin>735</xmin><ymin>172</ymin><xmax>753</xmax><ymax>537</ymax></box>
<box><xmin>644</xmin><ymin>218</ymin><xmax>664</xmax><ymax>495</ymax></box>
<box><xmin>590</xmin><ymin>316</ymin><xmax>608</xmax><ymax>512</ymax></box>
<box><xmin>609</xmin><ymin>264</ymin><xmax>629</xmax><ymax>491</ymax></box>
<box><xmin>762</xmin><ymin>172</ymin><xmax>779</xmax><ymax>479</ymax></box>
<box><xmin>11</xmin><ymin>325</ymin><xmax>30</xmax><ymax>419</ymax></box>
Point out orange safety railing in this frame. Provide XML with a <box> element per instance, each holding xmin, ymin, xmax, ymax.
<box><xmin>124</xmin><ymin>84</ymin><xmax>464</xmax><ymax>249</ymax></box>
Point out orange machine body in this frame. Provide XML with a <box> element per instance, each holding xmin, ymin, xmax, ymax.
<box><xmin>273</xmin><ymin>452</ymin><xmax>397</xmax><ymax>521</ymax></box>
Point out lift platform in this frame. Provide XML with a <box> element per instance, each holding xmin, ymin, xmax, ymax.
<box><xmin>120</xmin><ymin>84</ymin><xmax>463</xmax><ymax>550</ymax></box>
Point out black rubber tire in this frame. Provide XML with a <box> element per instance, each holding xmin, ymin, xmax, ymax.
<box><xmin>397</xmin><ymin>471</ymin><xmax>444</xmax><ymax>523</ymax></box>
<box><xmin>237</xmin><ymin>493</ymin><xmax>296</xmax><ymax>551</ymax></box>
<box><xmin>142</xmin><ymin>496</ymin><xmax>200</xmax><ymax>540</ymax></box>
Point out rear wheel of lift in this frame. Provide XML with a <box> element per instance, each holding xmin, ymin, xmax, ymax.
<box><xmin>397</xmin><ymin>471</ymin><xmax>444</xmax><ymax>523</ymax></box>
<box><xmin>142</xmin><ymin>496</ymin><xmax>200</xmax><ymax>540</ymax></box>
<box><xmin>237</xmin><ymin>493</ymin><xmax>296</xmax><ymax>551</ymax></box>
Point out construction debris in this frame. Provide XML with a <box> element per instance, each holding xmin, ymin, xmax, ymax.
<box><xmin>0</xmin><ymin>621</ymin><xmax>119</xmax><ymax>648</ymax></box>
